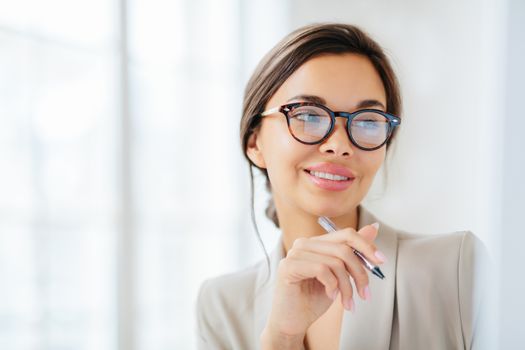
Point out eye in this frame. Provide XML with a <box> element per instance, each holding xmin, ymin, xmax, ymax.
<box><xmin>290</xmin><ymin>107</ymin><xmax>327</xmax><ymax>122</ymax></box>
<box><xmin>353</xmin><ymin>120</ymin><xmax>381</xmax><ymax>128</ymax></box>
<box><xmin>352</xmin><ymin>112</ymin><xmax>388</xmax><ymax>128</ymax></box>
<box><xmin>294</xmin><ymin>112</ymin><xmax>324</xmax><ymax>122</ymax></box>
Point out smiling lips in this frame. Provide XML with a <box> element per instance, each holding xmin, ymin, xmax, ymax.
<box><xmin>304</xmin><ymin>162</ymin><xmax>355</xmax><ymax>191</ymax></box>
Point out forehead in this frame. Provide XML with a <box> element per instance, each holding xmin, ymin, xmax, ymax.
<box><xmin>269</xmin><ymin>53</ymin><xmax>386</xmax><ymax>111</ymax></box>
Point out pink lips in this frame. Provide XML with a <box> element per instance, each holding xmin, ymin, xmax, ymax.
<box><xmin>305</xmin><ymin>162</ymin><xmax>355</xmax><ymax>178</ymax></box>
<box><xmin>304</xmin><ymin>162</ymin><xmax>355</xmax><ymax>192</ymax></box>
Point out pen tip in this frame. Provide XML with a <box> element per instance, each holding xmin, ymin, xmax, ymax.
<box><xmin>372</xmin><ymin>267</ymin><xmax>385</xmax><ymax>280</ymax></box>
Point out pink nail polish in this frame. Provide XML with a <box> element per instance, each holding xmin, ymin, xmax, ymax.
<box><xmin>364</xmin><ymin>286</ymin><xmax>371</xmax><ymax>301</ymax></box>
<box><xmin>371</xmin><ymin>222</ymin><xmax>380</xmax><ymax>230</ymax></box>
<box><xmin>375</xmin><ymin>250</ymin><xmax>387</xmax><ymax>263</ymax></box>
<box><xmin>345</xmin><ymin>298</ymin><xmax>354</xmax><ymax>312</ymax></box>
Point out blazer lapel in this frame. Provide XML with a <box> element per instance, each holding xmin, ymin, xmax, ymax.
<box><xmin>253</xmin><ymin>205</ymin><xmax>398</xmax><ymax>350</ymax></box>
<box><xmin>339</xmin><ymin>206</ymin><xmax>398</xmax><ymax>349</ymax></box>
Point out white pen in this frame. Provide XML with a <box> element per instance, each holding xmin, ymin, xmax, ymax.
<box><xmin>317</xmin><ymin>216</ymin><xmax>385</xmax><ymax>280</ymax></box>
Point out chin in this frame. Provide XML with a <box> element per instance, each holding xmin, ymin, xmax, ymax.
<box><xmin>301</xmin><ymin>192</ymin><xmax>359</xmax><ymax>215</ymax></box>
<box><xmin>304</xmin><ymin>203</ymin><xmax>352</xmax><ymax>219</ymax></box>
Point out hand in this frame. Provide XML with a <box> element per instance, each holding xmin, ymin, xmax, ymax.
<box><xmin>263</xmin><ymin>223</ymin><xmax>386</xmax><ymax>339</ymax></box>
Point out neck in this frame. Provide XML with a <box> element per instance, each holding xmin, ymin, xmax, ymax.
<box><xmin>276</xmin><ymin>204</ymin><xmax>360</xmax><ymax>255</ymax></box>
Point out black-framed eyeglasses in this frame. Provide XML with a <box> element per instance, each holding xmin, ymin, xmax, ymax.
<box><xmin>257</xmin><ymin>102</ymin><xmax>401</xmax><ymax>151</ymax></box>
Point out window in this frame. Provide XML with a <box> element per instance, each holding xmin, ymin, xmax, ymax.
<box><xmin>0</xmin><ymin>0</ymin><xmax>286</xmax><ymax>348</ymax></box>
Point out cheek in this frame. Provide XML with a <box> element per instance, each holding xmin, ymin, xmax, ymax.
<box><xmin>260</xmin><ymin>125</ymin><xmax>293</xmax><ymax>178</ymax></box>
<box><xmin>265</xmin><ymin>146</ymin><xmax>307</xmax><ymax>185</ymax></box>
<box><xmin>359</xmin><ymin>149</ymin><xmax>386</xmax><ymax>178</ymax></box>
<box><xmin>261</xmin><ymin>128</ymin><xmax>311</xmax><ymax>185</ymax></box>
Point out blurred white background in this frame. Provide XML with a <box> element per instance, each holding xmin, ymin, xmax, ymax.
<box><xmin>0</xmin><ymin>0</ymin><xmax>523</xmax><ymax>349</ymax></box>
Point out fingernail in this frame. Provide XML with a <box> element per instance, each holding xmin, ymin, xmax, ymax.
<box><xmin>345</xmin><ymin>298</ymin><xmax>354</xmax><ymax>312</ymax></box>
<box><xmin>331</xmin><ymin>289</ymin><xmax>339</xmax><ymax>301</ymax></box>
<box><xmin>371</xmin><ymin>222</ymin><xmax>380</xmax><ymax>230</ymax></box>
<box><xmin>364</xmin><ymin>286</ymin><xmax>371</xmax><ymax>301</ymax></box>
<box><xmin>375</xmin><ymin>250</ymin><xmax>387</xmax><ymax>263</ymax></box>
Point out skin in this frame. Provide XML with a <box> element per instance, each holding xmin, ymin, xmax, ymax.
<box><xmin>246</xmin><ymin>53</ymin><xmax>390</xmax><ymax>348</ymax></box>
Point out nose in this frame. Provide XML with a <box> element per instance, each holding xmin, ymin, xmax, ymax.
<box><xmin>318</xmin><ymin>117</ymin><xmax>354</xmax><ymax>157</ymax></box>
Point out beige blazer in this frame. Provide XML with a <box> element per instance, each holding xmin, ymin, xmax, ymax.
<box><xmin>196</xmin><ymin>206</ymin><xmax>491</xmax><ymax>349</ymax></box>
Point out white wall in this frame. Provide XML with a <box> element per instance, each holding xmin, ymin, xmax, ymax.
<box><xmin>499</xmin><ymin>0</ymin><xmax>525</xmax><ymax>346</ymax></box>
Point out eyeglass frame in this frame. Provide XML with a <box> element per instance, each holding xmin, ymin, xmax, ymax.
<box><xmin>256</xmin><ymin>102</ymin><xmax>401</xmax><ymax>151</ymax></box>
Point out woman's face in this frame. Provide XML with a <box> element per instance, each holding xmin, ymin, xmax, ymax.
<box><xmin>247</xmin><ymin>53</ymin><xmax>387</xmax><ymax>224</ymax></box>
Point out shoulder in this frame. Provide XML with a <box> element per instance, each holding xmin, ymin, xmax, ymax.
<box><xmin>395</xmin><ymin>229</ymin><xmax>490</xmax><ymax>287</ymax></box>
<box><xmin>397</xmin><ymin>228</ymin><xmax>476</xmax><ymax>247</ymax></box>
<box><xmin>195</xmin><ymin>260</ymin><xmax>266</xmax><ymax>348</ymax></box>
<box><xmin>394</xmin><ymin>230</ymin><xmax>476</xmax><ymax>294</ymax></box>
<box><xmin>394</xmin><ymin>229</ymin><xmax>491</xmax><ymax>347</ymax></box>
<box><xmin>396</xmin><ymin>229</ymin><xmax>488</xmax><ymax>268</ymax></box>
<box><xmin>197</xmin><ymin>261</ymin><xmax>262</xmax><ymax>315</ymax></box>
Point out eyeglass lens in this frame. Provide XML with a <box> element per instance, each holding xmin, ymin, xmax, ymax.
<box><xmin>287</xmin><ymin>105</ymin><xmax>390</xmax><ymax>149</ymax></box>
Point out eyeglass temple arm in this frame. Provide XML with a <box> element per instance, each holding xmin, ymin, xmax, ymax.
<box><xmin>260</xmin><ymin>106</ymin><xmax>281</xmax><ymax>117</ymax></box>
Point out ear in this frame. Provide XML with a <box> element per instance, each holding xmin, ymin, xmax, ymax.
<box><xmin>246</xmin><ymin>131</ymin><xmax>267</xmax><ymax>169</ymax></box>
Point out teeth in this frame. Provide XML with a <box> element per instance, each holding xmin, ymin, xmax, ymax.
<box><xmin>309</xmin><ymin>170</ymin><xmax>350</xmax><ymax>181</ymax></box>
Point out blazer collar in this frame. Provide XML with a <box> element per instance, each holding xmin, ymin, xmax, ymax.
<box><xmin>253</xmin><ymin>205</ymin><xmax>399</xmax><ymax>349</ymax></box>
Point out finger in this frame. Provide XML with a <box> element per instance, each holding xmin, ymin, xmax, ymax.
<box><xmin>278</xmin><ymin>257</ymin><xmax>339</xmax><ymax>301</ymax></box>
<box><xmin>312</xmin><ymin>228</ymin><xmax>386</xmax><ymax>265</ymax></box>
<box><xmin>287</xmin><ymin>249</ymin><xmax>355</xmax><ymax>309</ymax></box>
<box><xmin>357</xmin><ymin>223</ymin><xmax>379</xmax><ymax>243</ymax></box>
<box><xmin>291</xmin><ymin>239</ymin><xmax>370</xmax><ymax>300</ymax></box>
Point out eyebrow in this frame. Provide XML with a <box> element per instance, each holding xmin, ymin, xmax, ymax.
<box><xmin>286</xmin><ymin>94</ymin><xmax>386</xmax><ymax>110</ymax></box>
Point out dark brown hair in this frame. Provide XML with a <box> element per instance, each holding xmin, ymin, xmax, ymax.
<box><xmin>240</xmin><ymin>23</ymin><xmax>402</xmax><ymax>232</ymax></box>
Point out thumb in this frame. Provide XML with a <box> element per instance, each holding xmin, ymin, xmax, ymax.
<box><xmin>357</xmin><ymin>222</ymin><xmax>380</xmax><ymax>242</ymax></box>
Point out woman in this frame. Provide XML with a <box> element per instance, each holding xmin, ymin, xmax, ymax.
<box><xmin>196</xmin><ymin>23</ymin><xmax>488</xmax><ymax>350</ymax></box>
